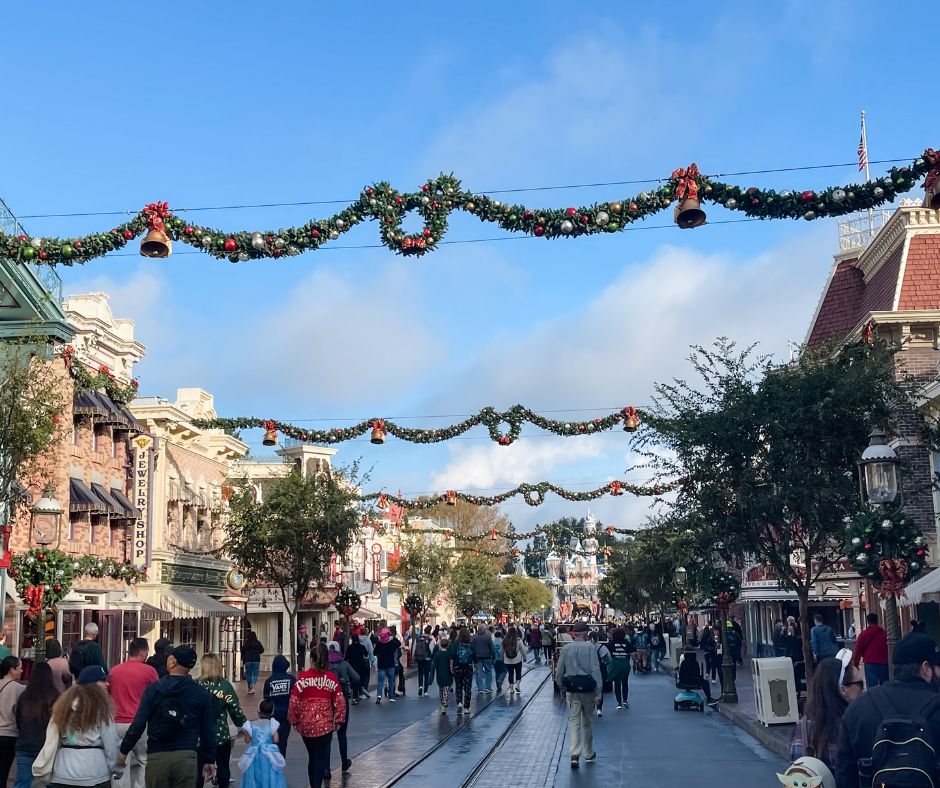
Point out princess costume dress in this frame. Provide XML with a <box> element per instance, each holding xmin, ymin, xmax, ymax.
<box><xmin>238</xmin><ymin>718</ymin><xmax>287</xmax><ymax>788</ymax></box>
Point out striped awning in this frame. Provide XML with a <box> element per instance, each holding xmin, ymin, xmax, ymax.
<box><xmin>140</xmin><ymin>603</ymin><xmax>173</xmax><ymax>622</ymax></box>
<box><xmin>69</xmin><ymin>478</ymin><xmax>105</xmax><ymax>513</ymax></box>
<box><xmin>90</xmin><ymin>483</ymin><xmax>122</xmax><ymax>515</ymax></box>
<box><xmin>110</xmin><ymin>488</ymin><xmax>136</xmax><ymax>518</ymax></box>
<box><xmin>73</xmin><ymin>391</ymin><xmax>109</xmax><ymax>419</ymax></box>
<box><xmin>159</xmin><ymin>590</ymin><xmax>245</xmax><ymax>619</ymax></box>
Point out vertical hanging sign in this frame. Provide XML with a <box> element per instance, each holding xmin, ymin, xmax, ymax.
<box><xmin>132</xmin><ymin>435</ymin><xmax>153</xmax><ymax>569</ymax></box>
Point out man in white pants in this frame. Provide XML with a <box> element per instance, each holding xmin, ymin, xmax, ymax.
<box><xmin>554</xmin><ymin>621</ymin><xmax>602</xmax><ymax>769</ymax></box>
<box><xmin>108</xmin><ymin>638</ymin><xmax>158</xmax><ymax>788</ymax></box>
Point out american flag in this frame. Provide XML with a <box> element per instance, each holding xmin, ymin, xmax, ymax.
<box><xmin>858</xmin><ymin>130</ymin><xmax>868</xmax><ymax>172</ymax></box>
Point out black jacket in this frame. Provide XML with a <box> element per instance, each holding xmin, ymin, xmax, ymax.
<box><xmin>836</xmin><ymin>679</ymin><xmax>940</xmax><ymax>788</ymax></box>
<box><xmin>120</xmin><ymin>674</ymin><xmax>217</xmax><ymax>763</ymax></box>
<box><xmin>345</xmin><ymin>641</ymin><xmax>369</xmax><ymax>676</ymax></box>
<box><xmin>263</xmin><ymin>655</ymin><xmax>296</xmax><ymax>720</ymax></box>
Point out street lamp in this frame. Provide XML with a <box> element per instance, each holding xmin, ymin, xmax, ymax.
<box><xmin>340</xmin><ymin>565</ymin><xmax>355</xmax><ymax>643</ymax></box>
<box><xmin>30</xmin><ymin>486</ymin><xmax>63</xmax><ymax>665</ymax></box>
<box><xmin>508</xmin><ymin>598</ymin><xmax>514</xmax><ymax>623</ymax></box>
<box><xmin>408</xmin><ymin>578</ymin><xmax>420</xmax><ymax>646</ymax></box>
<box><xmin>674</xmin><ymin>566</ymin><xmax>688</xmax><ymax>647</ymax></box>
<box><xmin>859</xmin><ymin>428</ymin><xmax>903</xmax><ymax>673</ymax></box>
<box><xmin>464</xmin><ymin>591</ymin><xmax>475</xmax><ymax>621</ymax></box>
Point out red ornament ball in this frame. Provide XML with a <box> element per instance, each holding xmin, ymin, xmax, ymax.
<box><xmin>184</xmin><ymin>226</ymin><xmax>194</xmax><ymax>236</ymax></box>
<box><xmin>565</xmin><ymin>207</ymin><xmax>577</xmax><ymax>217</ymax></box>
<box><xmin>422</xmin><ymin>184</ymin><xmax>430</xmax><ymax>191</ymax></box>
<box><xmin>864</xmin><ymin>543</ymin><xmax>872</xmax><ymax>550</ymax></box>
<box><xmin>73</xmin><ymin>240</ymin><xmax>81</xmax><ymax>249</ymax></box>
<box><xmin>366</xmin><ymin>188</ymin><xmax>374</xmax><ymax>196</ymax></box>
<box><xmin>800</xmin><ymin>191</ymin><xmax>816</xmax><ymax>202</ymax></box>
<box><xmin>311</xmin><ymin>228</ymin><xmax>320</xmax><ymax>238</ymax></box>
<box><xmin>581</xmin><ymin>214</ymin><xmax>590</xmax><ymax>224</ymax></box>
<box><xmin>402</xmin><ymin>237</ymin><xmax>414</xmax><ymax>249</ymax></box>
<box><xmin>123</xmin><ymin>230</ymin><xmax>134</xmax><ymax>240</ymax></box>
<box><xmin>224</xmin><ymin>238</ymin><xmax>237</xmax><ymax>252</ymax></box>
<box><xmin>38</xmin><ymin>250</ymin><xmax>47</xmax><ymax>260</ymax></box>
<box><xmin>533</xmin><ymin>225</ymin><xmax>545</xmax><ymax>237</ymax></box>
<box><xmin>396</xmin><ymin>196</ymin><xmax>403</xmax><ymax>205</ymax></box>
<box><xmin>36</xmin><ymin>553</ymin><xmax>45</xmax><ymax>560</ymax></box>
<box><xmin>523</xmin><ymin>210</ymin><xmax>533</xmax><ymax>219</ymax></box>
<box><xmin>53</xmin><ymin>585</ymin><xmax>62</xmax><ymax>592</ymax></box>
<box><xmin>629</xmin><ymin>202</ymin><xmax>638</xmax><ymax>212</ymax></box>
<box><xmin>16</xmin><ymin>235</ymin><xmax>27</xmax><ymax>241</ymax></box>
<box><xmin>422</xmin><ymin>228</ymin><xmax>431</xmax><ymax>237</ymax></box>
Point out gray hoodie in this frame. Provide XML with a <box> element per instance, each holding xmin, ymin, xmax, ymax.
<box><xmin>48</xmin><ymin>718</ymin><xmax>120</xmax><ymax>787</ymax></box>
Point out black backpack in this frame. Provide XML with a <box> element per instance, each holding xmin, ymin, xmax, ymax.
<box><xmin>861</xmin><ymin>688</ymin><xmax>940</xmax><ymax>788</ymax></box>
<box><xmin>68</xmin><ymin>642</ymin><xmax>91</xmax><ymax>678</ymax></box>
<box><xmin>148</xmin><ymin>693</ymin><xmax>192</xmax><ymax>740</ymax></box>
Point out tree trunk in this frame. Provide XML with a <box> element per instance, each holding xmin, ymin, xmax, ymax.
<box><xmin>797</xmin><ymin>590</ymin><xmax>813</xmax><ymax>685</ymax></box>
<box><xmin>288</xmin><ymin>606</ymin><xmax>298</xmax><ymax>670</ymax></box>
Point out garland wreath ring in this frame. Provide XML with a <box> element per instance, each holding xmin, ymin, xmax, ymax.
<box><xmin>5</xmin><ymin>150</ymin><xmax>937</xmax><ymax>266</ymax></box>
<box><xmin>403</xmin><ymin>592</ymin><xmax>425</xmax><ymax>618</ymax></box>
<box><xmin>334</xmin><ymin>587</ymin><xmax>362</xmax><ymax>618</ymax></box>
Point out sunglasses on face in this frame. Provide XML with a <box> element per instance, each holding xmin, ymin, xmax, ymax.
<box><xmin>843</xmin><ymin>681</ymin><xmax>865</xmax><ymax>689</ymax></box>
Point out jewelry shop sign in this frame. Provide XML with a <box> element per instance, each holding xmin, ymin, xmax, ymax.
<box><xmin>132</xmin><ymin>435</ymin><xmax>153</xmax><ymax>568</ymax></box>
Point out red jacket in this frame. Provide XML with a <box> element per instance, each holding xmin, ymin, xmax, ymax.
<box><xmin>287</xmin><ymin>668</ymin><xmax>347</xmax><ymax>738</ymax></box>
<box><xmin>853</xmin><ymin>624</ymin><xmax>888</xmax><ymax>667</ymax></box>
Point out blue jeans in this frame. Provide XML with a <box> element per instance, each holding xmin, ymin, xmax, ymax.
<box><xmin>377</xmin><ymin>667</ymin><xmax>396</xmax><ymax>699</ymax></box>
<box><xmin>494</xmin><ymin>660</ymin><xmax>508</xmax><ymax>687</ymax></box>
<box><xmin>417</xmin><ymin>660</ymin><xmax>433</xmax><ymax>693</ymax></box>
<box><xmin>475</xmin><ymin>658</ymin><xmax>493</xmax><ymax>690</ymax></box>
<box><xmin>245</xmin><ymin>661</ymin><xmax>261</xmax><ymax>688</ymax></box>
<box><xmin>14</xmin><ymin>753</ymin><xmax>35</xmax><ymax>788</ymax></box>
<box><xmin>865</xmin><ymin>662</ymin><xmax>889</xmax><ymax>688</ymax></box>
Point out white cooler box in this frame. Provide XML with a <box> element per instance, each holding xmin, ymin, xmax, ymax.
<box><xmin>752</xmin><ymin>657</ymin><xmax>798</xmax><ymax>725</ymax></box>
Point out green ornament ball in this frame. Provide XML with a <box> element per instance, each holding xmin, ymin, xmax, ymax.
<box><xmin>60</xmin><ymin>244</ymin><xmax>73</xmax><ymax>258</ymax></box>
<box><xmin>22</xmin><ymin>246</ymin><xmax>35</xmax><ymax>259</ymax></box>
<box><xmin>606</xmin><ymin>222</ymin><xmax>620</xmax><ymax>232</ymax></box>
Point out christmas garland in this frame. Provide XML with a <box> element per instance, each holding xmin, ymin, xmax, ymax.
<box><xmin>6</xmin><ymin>149</ymin><xmax>938</xmax><ymax>265</ymax></box>
<box><xmin>403</xmin><ymin>592</ymin><xmax>425</xmax><ymax>617</ymax></box>
<box><xmin>334</xmin><ymin>586</ymin><xmax>362</xmax><ymax>617</ymax></box>
<box><xmin>64</xmin><ymin>347</ymin><xmax>139</xmax><ymax>405</ymax></box>
<box><xmin>400</xmin><ymin>522</ymin><xmax>639</xmax><ymax>541</ymax></box>
<box><xmin>844</xmin><ymin>507</ymin><xmax>928</xmax><ymax>596</ymax></box>
<box><xmin>9</xmin><ymin>548</ymin><xmax>146</xmax><ymax>615</ymax></box>
<box><xmin>192</xmin><ymin>405</ymin><xmax>642</xmax><ymax>447</ymax></box>
<box><xmin>365</xmin><ymin>478</ymin><xmax>677</xmax><ymax>510</ymax></box>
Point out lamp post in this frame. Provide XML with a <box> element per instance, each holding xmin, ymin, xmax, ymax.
<box><xmin>464</xmin><ymin>591</ymin><xmax>474</xmax><ymax>622</ymax></box>
<box><xmin>341</xmin><ymin>564</ymin><xmax>355</xmax><ymax>645</ymax></box>
<box><xmin>858</xmin><ymin>427</ymin><xmax>902</xmax><ymax>674</ymax></box>
<box><xmin>674</xmin><ymin>566</ymin><xmax>688</xmax><ymax>648</ymax></box>
<box><xmin>408</xmin><ymin>577</ymin><xmax>420</xmax><ymax>653</ymax></box>
<box><xmin>30</xmin><ymin>485</ymin><xmax>62</xmax><ymax>665</ymax></box>
<box><xmin>508</xmin><ymin>597</ymin><xmax>514</xmax><ymax>624</ymax></box>
<box><xmin>718</xmin><ymin>594</ymin><xmax>738</xmax><ymax>704</ymax></box>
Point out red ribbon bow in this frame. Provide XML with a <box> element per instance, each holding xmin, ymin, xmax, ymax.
<box><xmin>372</xmin><ymin>419</ymin><xmax>386</xmax><ymax>432</ymax></box>
<box><xmin>144</xmin><ymin>201</ymin><xmax>171</xmax><ymax>231</ymax></box>
<box><xmin>879</xmin><ymin>558</ymin><xmax>908</xmax><ymax>599</ymax></box>
<box><xmin>923</xmin><ymin>149</ymin><xmax>940</xmax><ymax>191</ymax></box>
<box><xmin>672</xmin><ymin>163</ymin><xmax>701</xmax><ymax>202</ymax></box>
<box><xmin>62</xmin><ymin>345</ymin><xmax>75</xmax><ymax>369</ymax></box>
<box><xmin>609</xmin><ymin>481</ymin><xmax>623</xmax><ymax>496</ymax></box>
<box><xmin>377</xmin><ymin>493</ymin><xmax>389</xmax><ymax>509</ymax></box>
<box><xmin>24</xmin><ymin>584</ymin><xmax>44</xmax><ymax>617</ymax></box>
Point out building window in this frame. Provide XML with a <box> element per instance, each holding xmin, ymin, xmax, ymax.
<box><xmin>89</xmin><ymin>517</ymin><xmax>97</xmax><ymax>545</ymax></box>
<box><xmin>62</xmin><ymin>611</ymin><xmax>82</xmax><ymax>652</ymax></box>
<box><xmin>112</xmin><ymin>433</ymin><xmax>121</xmax><ymax>460</ymax></box>
<box><xmin>123</xmin><ymin>611</ymin><xmax>138</xmax><ymax>649</ymax></box>
<box><xmin>180</xmin><ymin>619</ymin><xmax>198</xmax><ymax>647</ymax></box>
<box><xmin>67</xmin><ymin>515</ymin><xmax>78</xmax><ymax>542</ymax></box>
<box><xmin>72</xmin><ymin>419</ymin><xmax>80</xmax><ymax>446</ymax></box>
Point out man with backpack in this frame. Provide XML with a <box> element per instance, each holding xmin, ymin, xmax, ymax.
<box><xmin>118</xmin><ymin>645</ymin><xmax>217</xmax><ymax>788</ymax></box>
<box><xmin>412</xmin><ymin>625</ymin><xmax>435</xmax><ymax>697</ymax></box>
<box><xmin>471</xmin><ymin>624</ymin><xmax>495</xmax><ymax>694</ymax></box>
<box><xmin>69</xmin><ymin>622</ymin><xmax>108</xmax><ymax>678</ymax></box>
<box><xmin>836</xmin><ymin>632</ymin><xmax>940</xmax><ymax>788</ymax></box>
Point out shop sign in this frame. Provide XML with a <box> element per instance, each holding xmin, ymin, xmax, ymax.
<box><xmin>132</xmin><ymin>435</ymin><xmax>153</xmax><ymax>568</ymax></box>
<box><xmin>161</xmin><ymin>563</ymin><xmax>227</xmax><ymax>589</ymax></box>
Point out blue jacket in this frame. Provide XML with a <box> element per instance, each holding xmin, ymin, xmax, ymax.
<box><xmin>263</xmin><ymin>655</ymin><xmax>296</xmax><ymax>720</ymax></box>
<box><xmin>810</xmin><ymin>624</ymin><xmax>838</xmax><ymax>659</ymax></box>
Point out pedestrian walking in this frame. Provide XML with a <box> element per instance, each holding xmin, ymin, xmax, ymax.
<box><xmin>649</xmin><ymin>624</ymin><xmax>665</xmax><ymax>672</ymax></box>
<box><xmin>45</xmin><ymin>639</ymin><xmax>73</xmax><ymax>694</ymax></box>
<box><xmin>373</xmin><ymin>628</ymin><xmax>400</xmax><ymax>704</ymax></box>
<box><xmin>772</xmin><ymin>620</ymin><xmax>787</xmax><ymax>658</ymax></box>
<box><xmin>528</xmin><ymin>627</ymin><xmax>543</xmax><ymax>664</ymax></box>
<box><xmin>195</xmin><ymin>653</ymin><xmax>246</xmax><ymax>788</ymax></box>
<box><xmin>288</xmin><ymin>643</ymin><xmax>346</xmax><ymax>788</ymax></box>
<box><xmin>357</xmin><ymin>627</ymin><xmax>374</xmax><ymax>698</ymax></box>
<box><xmin>502</xmin><ymin>627</ymin><xmax>527</xmax><ymax>695</ymax></box>
<box><xmin>263</xmin><ymin>655</ymin><xmax>296</xmax><ymax>758</ymax></box>
<box><xmin>471</xmin><ymin>624</ymin><xmax>495</xmax><ymax>694</ymax></box>
<box><xmin>13</xmin><ymin>662</ymin><xmax>59</xmax><ymax>788</ymax></box>
<box><xmin>296</xmin><ymin>626</ymin><xmax>309</xmax><ymax>672</ymax></box>
<box><xmin>542</xmin><ymin>625</ymin><xmax>556</xmax><ymax>665</ymax></box>
<box><xmin>0</xmin><ymin>656</ymin><xmax>25</xmax><ymax>787</ymax></box>
<box><xmin>789</xmin><ymin>657</ymin><xmax>847</xmax><ymax>771</ymax></box>
<box><xmin>555</xmin><ymin>621</ymin><xmax>602</xmax><ymax>769</ymax></box>
<box><xmin>591</xmin><ymin>631</ymin><xmax>611</xmax><ymax>716</ymax></box>
<box><xmin>237</xmin><ymin>699</ymin><xmax>286</xmax><ymax>788</ymax></box>
<box><xmin>325</xmin><ymin>643</ymin><xmax>358</xmax><ymax>778</ymax></box>
<box><xmin>68</xmin><ymin>622</ymin><xmax>108</xmax><ymax>678</ymax></box>
<box><xmin>413</xmin><ymin>626</ymin><xmax>435</xmax><ymax>698</ymax></box>
<box><xmin>344</xmin><ymin>635</ymin><xmax>369</xmax><ymax>704</ymax></box>
<box><xmin>145</xmin><ymin>638</ymin><xmax>172</xmax><ymax>679</ymax></box>
<box><xmin>109</xmin><ymin>637</ymin><xmax>158</xmax><ymax>788</ymax></box>
<box><xmin>118</xmin><ymin>645</ymin><xmax>217</xmax><ymax>788</ymax></box>
<box><xmin>431</xmin><ymin>636</ymin><xmax>453</xmax><ymax>713</ymax></box>
<box><xmin>35</xmin><ymin>667</ymin><xmax>120</xmax><ymax>788</ymax></box>
<box><xmin>493</xmin><ymin>630</ymin><xmax>507</xmax><ymax>692</ymax></box>
<box><xmin>607</xmin><ymin>627</ymin><xmax>634</xmax><ymax>710</ymax></box>
<box><xmin>241</xmin><ymin>631</ymin><xmax>264</xmax><ymax>695</ymax></box>
<box><xmin>389</xmin><ymin>626</ymin><xmax>406</xmax><ymax>697</ymax></box>
<box><xmin>853</xmin><ymin>613</ymin><xmax>888</xmax><ymax>688</ymax></box>
<box><xmin>810</xmin><ymin>614</ymin><xmax>839</xmax><ymax>663</ymax></box>
<box><xmin>449</xmin><ymin>627</ymin><xmax>475</xmax><ymax>715</ymax></box>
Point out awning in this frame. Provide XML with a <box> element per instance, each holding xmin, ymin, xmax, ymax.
<box><xmin>73</xmin><ymin>390</ymin><xmax>109</xmax><ymax>419</ymax></box>
<box><xmin>116</xmin><ymin>404</ymin><xmax>142</xmax><ymax>433</ymax></box>
<box><xmin>901</xmin><ymin>568</ymin><xmax>940</xmax><ymax>606</ymax></box>
<box><xmin>356</xmin><ymin>602</ymin><xmax>401</xmax><ymax>622</ymax></box>
<box><xmin>159</xmin><ymin>590</ymin><xmax>245</xmax><ymax>619</ymax></box>
<box><xmin>90</xmin><ymin>483</ymin><xmax>122</xmax><ymax>515</ymax></box>
<box><xmin>110</xmin><ymin>488</ymin><xmax>137</xmax><ymax>518</ymax></box>
<box><xmin>69</xmin><ymin>477</ymin><xmax>105</xmax><ymax>513</ymax></box>
<box><xmin>140</xmin><ymin>603</ymin><xmax>173</xmax><ymax>622</ymax></box>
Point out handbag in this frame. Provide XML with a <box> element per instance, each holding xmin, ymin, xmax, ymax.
<box><xmin>563</xmin><ymin>674</ymin><xmax>597</xmax><ymax>693</ymax></box>
<box><xmin>32</xmin><ymin>721</ymin><xmax>60</xmax><ymax>785</ymax></box>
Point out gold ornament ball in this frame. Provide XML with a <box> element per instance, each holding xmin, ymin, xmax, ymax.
<box><xmin>466</xmin><ymin>201</ymin><xmax>476</xmax><ymax>211</ymax></box>
<box><xmin>610</xmin><ymin>202</ymin><xmax>622</xmax><ymax>214</ymax></box>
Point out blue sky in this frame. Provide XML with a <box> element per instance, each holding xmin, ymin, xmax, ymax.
<box><xmin>3</xmin><ymin>2</ymin><xmax>937</xmax><ymax>532</ymax></box>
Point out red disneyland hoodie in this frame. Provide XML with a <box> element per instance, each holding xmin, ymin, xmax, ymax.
<box><xmin>287</xmin><ymin>668</ymin><xmax>347</xmax><ymax>738</ymax></box>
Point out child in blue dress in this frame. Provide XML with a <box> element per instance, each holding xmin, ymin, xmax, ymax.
<box><xmin>238</xmin><ymin>699</ymin><xmax>287</xmax><ymax>788</ymax></box>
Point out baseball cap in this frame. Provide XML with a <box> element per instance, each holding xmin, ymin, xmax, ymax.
<box><xmin>326</xmin><ymin>640</ymin><xmax>340</xmax><ymax>652</ymax></box>
<box><xmin>169</xmin><ymin>645</ymin><xmax>198</xmax><ymax>669</ymax></box>
<box><xmin>572</xmin><ymin>621</ymin><xmax>589</xmax><ymax>633</ymax></box>
<box><xmin>78</xmin><ymin>665</ymin><xmax>108</xmax><ymax>685</ymax></box>
<box><xmin>894</xmin><ymin>633</ymin><xmax>940</xmax><ymax>666</ymax></box>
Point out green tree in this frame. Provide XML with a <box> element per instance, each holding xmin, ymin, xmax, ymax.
<box><xmin>644</xmin><ymin>338</ymin><xmax>911</xmax><ymax>678</ymax></box>
<box><xmin>225</xmin><ymin>464</ymin><xmax>365</xmax><ymax>667</ymax></box>
<box><xmin>0</xmin><ymin>343</ymin><xmax>66</xmax><ymax>522</ymax></box>
<box><xmin>447</xmin><ymin>552</ymin><xmax>501</xmax><ymax>615</ymax></box>
<box><xmin>392</xmin><ymin>534</ymin><xmax>452</xmax><ymax>627</ymax></box>
<box><xmin>493</xmin><ymin>575</ymin><xmax>552</xmax><ymax>617</ymax></box>
<box><xmin>524</xmin><ymin>534</ymin><xmax>548</xmax><ymax>577</ymax></box>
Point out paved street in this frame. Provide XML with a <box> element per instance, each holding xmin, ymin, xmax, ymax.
<box><xmin>230</xmin><ymin>659</ymin><xmax>786</xmax><ymax>787</ymax></box>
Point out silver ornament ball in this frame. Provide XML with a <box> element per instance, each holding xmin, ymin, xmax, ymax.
<box><xmin>873</xmin><ymin>186</ymin><xmax>885</xmax><ymax>198</ymax></box>
<box><xmin>329</xmin><ymin>230</ymin><xmax>339</xmax><ymax>240</ymax></box>
<box><xmin>881</xmin><ymin>519</ymin><xmax>894</xmax><ymax>531</ymax></box>
<box><xmin>803</xmin><ymin>211</ymin><xmax>816</xmax><ymax>220</ymax></box>
<box><xmin>251</xmin><ymin>235</ymin><xmax>266</xmax><ymax>251</ymax></box>
<box><xmin>725</xmin><ymin>198</ymin><xmax>737</xmax><ymax>209</ymax></box>
<box><xmin>560</xmin><ymin>220</ymin><xmax>574</xmax><ymax>235</ymax></box>
<box><xmin>851</xmin><ymin>537</ymin><xmax>862</xmax><ymax>546</ymax></box>
<box><xmin>30</xmin><ymin>237</ymin><xmax>42</xmax><ymax>248</ymax></box>
<box><xmin>832</xmin><ymin>189</ymin><xmax>846</xmax><ymax>203</ymax></box>
<box><xmin>780</xmin><ymin>190</ymin><xmax>792</xmax><ymax>199</ymax></box>
<box><xmin>421</xmin><ymin>196</ymin><xmax>430</xmax><ymax>205</ymax></box>
<box><xmin>237</xmin><ymin>252</ymin><xmax>249</xmax><ymax>262</ymax></box>
<box><xmin>911</xmin><ymin>561</ymin><xmax>921</xmax><ymax>571</ymax></box>
<box><xmin>856</xmin><ymin>553</ymin><xmax>868</xmax><ymax>563</ymax></box>
<box><xmin>335</xmin><ymin>218</ymin><xmax>345</xmax><ymax>229</ymax></box>
<box><xmin>274</xmin><ymin>238</ymin><xmax>286</xmax><ymax>248</ymax></box>
<box><xmin>595</xmin><ymin>211</ymin><xmax>610</xmax><ymax>225</ymax></box>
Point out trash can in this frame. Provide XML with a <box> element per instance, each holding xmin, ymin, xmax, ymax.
<box><xmin>752</xmin><ymin>657</ymin><xmax>799</xmax><ymax>726</ymax></box>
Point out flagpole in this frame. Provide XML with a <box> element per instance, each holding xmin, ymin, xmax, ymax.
<box><xmin>861</xmin><ymin>110</ymin><xmax>873</xmax><ymax>237</ymax></box>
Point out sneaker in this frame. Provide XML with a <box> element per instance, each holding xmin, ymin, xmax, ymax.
<box><xmin>375</xmin><ymin>698</ymin><xmax>381</xmax><ymax>705</ymax></box>
<box><xmin>441</xmin><ymin>705</ymin><xmax>447</xmax><ymax>714</ymax></box>
<box><xmin>496</xmin><ymin>684</ymin><xmax>502</xmax><ymax>692</ymax></box>
<box><xmin>624</xmin><ymin>701</ymin><xmax>630</xmax><ymax>709</ymax></box>
<box><xmin>324</xmin><ymin>770</ymin><xmax>332</xmax><ymax>780</ymax></box>
<box><xmin>457</xmin><ymin>704</ymin><xmax>464</xmax><ymax>714</ymax></box>
<box><xmin>616</xmin><ymin>704</ymin><xmax>622</xmax><ymax>710</ymax></box>
<box><xmin>571</xmin><ymin>758</ymin><xmax>579</xmax><ymax>769</ymax></box>
<box><xmin>389</xmin><ymin>696</ymin><xmax>397</xmax><ymax>703</ymax></box>
<box><xmin>418</xmin><ymin>689</ymin><xmax>423</xmax><ymax>698</ymax></box>
<box><xmin>247</xmin><ymin>688</ymin><xmax>255</xmax><ymax>695</ymax></box>
<box><xmin>708</xmin><ymin>699</ymin><xmax>720</xmax><ymax>708</ymax></box>
<box><xmin>585</xmin><ymin>753</ymin><xmax>597</xmax><ymax>763</ymax></box>
<box><xmin>596</xmin><ymin>708</ymin><xmax>602</xmax><ymax>717</ymax></box>
<box><xmin>342</xmin><ymin>759</ymin><xmax>352</xmax><ymax>773</ymax></box>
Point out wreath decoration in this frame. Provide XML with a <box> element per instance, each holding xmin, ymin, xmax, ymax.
<box><xmin>844</xmin><ymin>507</ymin><xmax>928</xmax><ymax>596</ymax></box>
<box><xmin>334</xmin><ymin>587</ymin><xmax>362</xmax><ymax>618</ymax></box>
<box><xmin>403</xmin><ymin>592</ymin><xmax>425</xmax><ymax>618</ymax></box>
<box><xmin>9</xmin><ymin>548</ymin><xmax>146</xmax><ymax>616</ymax></box>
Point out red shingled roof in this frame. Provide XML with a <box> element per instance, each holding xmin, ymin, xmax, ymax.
<box><xmin>899</xmin><ymin>235</ymin><xmax>940</xmax><ymax>310</ymax></box>
<box><xmin>807</xmin><ymin>259</ymin><xmax>864</xmax><ymax>347</ymax></box>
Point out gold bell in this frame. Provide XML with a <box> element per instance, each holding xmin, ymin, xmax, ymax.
<box><xmin>674</xmin><ymin>198</ymin><xmax>706</xmax><ymax>229</ymax></box>
<box><xmin>445</xmin><ymin>491</ymin><xmax>457</xmax><ymax>506</ymax></box>
<box><xmin>262</xmin><ymin>427</ymin><xmax>278</xmax><ymax>446</ymax></box>
<box><xmin>140</xmin><ymin>228</ymin><xmax>172</xmax><ymax>258</ymax></box>
<box><xmin>370</xmin><ymin>421</ymin><xmax>387</xmax><ymax>445</ymax></box>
